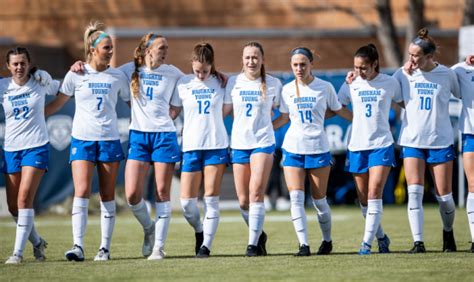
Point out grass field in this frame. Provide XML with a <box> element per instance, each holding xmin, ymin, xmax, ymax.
<box><xmin>0</xmin><ymin>205</ymin><xmax>473</xmax><ymax>281</ymax></box>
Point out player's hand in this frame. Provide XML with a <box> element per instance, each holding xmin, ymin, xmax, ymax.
<box><xmin>70</xmin><ymin>60</ymin><xmax>85</xmax><ymax>73</ymax></box>
<box><xmin>33</xmin><ymin>69</ymin><xmax>52</xmax><ymax>86</ymax></box>
<box><xmin>403</xmin><ymin>61</ymin><xmax>415</xmax><ymax>75</ymax></box>
<box><xmin>466</xmin><ymin>55</ymin><xmax>474</xmax><ymax>65</ymax></box>
<box><xmin>216</xmin><ymin>71</ymin><xmax>228</xmax><ymax>88</ymax></box>
<box><xmin>345</xmin><ymin>71</ymin><xmax>357</xmax><ymax>84</ymax></box>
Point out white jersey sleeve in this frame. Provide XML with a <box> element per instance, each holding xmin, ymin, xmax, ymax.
<box><xmin>326</xmin><ymin>83</ymin><xmax>342</xmax><ymax>111</ymax></box>
<box><xmin>0</xmin><ymin>77</ymin><xmax>60</xmax><ymax>151</ymax></box>
<box><xmin>59</xmin><ymin>64</ymin><xmax>127</xmax><ymax>141</ymax></box>
<box><xmin>395</xmin><ymin>65</ymin><xmax>456</xmax><ymax>148</ymax></box>
<box><xmin>452</xmin><ymin>62</ymin><xmax>474</xmax><ymax>134</ymax></box>
<box><xmin>121</xmin><ymin>64</ymin><xmax>184</xmax><ymax>132</ymax></box>
<box><xmin>176</xmin><ymin>74</ymin><xmax>229</xmax><ymax>151</ymax></box>
<box><xmin>228</xmin><ymin>74</ymin><xmax>280</xmax><ymax>149</ymax></box>
<box><xmin>337</xmin><ymin>83</ymin><xmax>351</xmax><ymax>106</ymax></box>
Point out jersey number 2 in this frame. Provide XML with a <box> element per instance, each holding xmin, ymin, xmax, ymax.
<box><xmin>13</xmin><ymin>106</ymin><xmax>30</xmax><ymax>120</ymax></box>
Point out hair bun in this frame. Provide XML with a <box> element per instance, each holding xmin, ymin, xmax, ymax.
<box><xmin>417</xmin><ymin>28</ymin><xmax>428</xmax><ymax>38</ymax></box>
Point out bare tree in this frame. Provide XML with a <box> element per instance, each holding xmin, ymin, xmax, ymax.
<box><xmin>292</xmin><ymin>1</ymin><xmax>404</xmax><ymax>67</ymax></box>
<box><xmin>463</xmin><ymin>0</ymin><xmax>474</xmax><ymax>25</ymax></box>
<box><xmin>375</xmin><ymin>0</ymin><xmax>403</xmax><ymax>67</ymax></box>
<box><xmin>404</xmin><ymin>0</ymin><xmax>425</xmax><ymax>61</ymax></box>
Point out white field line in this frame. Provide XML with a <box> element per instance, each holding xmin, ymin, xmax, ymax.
<box><xmin>0</xmin><ymin>214</ymin><xmax>350</xmax><ymax>228</ymax></box>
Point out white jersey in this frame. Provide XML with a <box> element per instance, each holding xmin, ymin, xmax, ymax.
<box><xmin>119</xmin><ymin>62</ymin><xmax>184</xmax><ymax>132</ymax></box>
<box><xmin>393</xmin><ymin>64</ymin><xmax>460</xmax><ymax>148</ymax></box>
<box><xmin>0</xmin><ymin>77</ymin><xmax>59</xmax><ymax>151</ymax></box>
<box><xmin>173</xmin><ymin>74</ymin><xmax>230</xmax><ymax>151</ymax></box>
<box><xmin>452</xmin><ymin>62</ymin><xmax>474</xmax><ymax>134</ymax></box>
<box><xmin>338</xmin><ymin>74</ymin><xmax>402</xmax><ymax>151</ymax></box>
<box><xmin>226</xmin><ymin>73</ymin><xmax>282</xmax><ymax>149</ymax></box>
<box><xmin>280</xmin><ymin>77</ymin><xmax>342</xmax><ymax>154</ymax></box>
<box><xmin>60</xmin><ymin>64</ymin><xmax>130</xmax><ymax>141</ymax></box>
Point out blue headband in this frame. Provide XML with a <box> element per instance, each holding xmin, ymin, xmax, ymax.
<box><xmin>92</xmin><ymin>32</ymin><xmax>110</xmax><ymax>48</ymax></box>
<box><xmin>291</xmin><ymin>48</ymin><xmax>313</xmax><ymax>62</ymax></box>
<box><xmin>146</xmin><ymin>35</ymin><xmax>158</xmax><ymax>48</ymax></box>
<box><xmin>412</xmin><ymin>37</ymin><xmax>436</xmax><ymax>54</ymax></box>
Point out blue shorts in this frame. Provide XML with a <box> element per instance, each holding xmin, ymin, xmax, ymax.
<box><xmin>231</xmin><ymin>145</ymin><xmax>275</xmax><ymax>164</ymax></box>
<box><xmin>127</xmin><ymin>130</ymin><xmax>181</xmax><ymax>163</ymax></box>
<box><xmin>182</xmin><ymin>149</ymin><xmax>229</xmax><ymax>172</ymax></box>
<box><xmin>282</xmin><ymin>150</ymin><xmax>332</xmax><ymax>169</ymax></box>
<box><xmin>462</xmin><ymin>134</ymin><xmax>474</xmax><ymax>153</ymax></box>
<box><xmin>346</xmin><ymin>145</ymin><xmax>395</xmax><ymax>173</ymax></box>
<box><xmin>1</xmin><ymin>144</ymin><xmax>49</xmax><ymax>173</ymax></box>
<box><xmin>70</xmin><ymin>137</ymin><xmax>124</xmax><ymax>163</ymax></box>
<box><xmin>401</xmin><ymin>145</ymin><xmax>455</xmax><ymax>164</ymax></box>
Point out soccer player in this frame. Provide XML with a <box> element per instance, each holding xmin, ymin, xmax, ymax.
<box><xmin>2</xmin><ymin>47</ymin><xmax>59</xmax><ymax>264</ymax></box>
<box><xmin>118</xmin><ymin>33</ymin><xmax>183</xmax><ymax>260</ymax></box>
<box><xmin>226</xmin><ymin>42</ymin><xmax>281</xmax><ymax>256</ymax></box>
<box><xmin>394</xmin><ymin>28</ymin><xmax>460</xmax><ymax>253</ymax></box>
<box><xmin>45</xmin><ymin>21</ymin><xmax>131</xmax><ymax>261</ymax></box>
<box><xmin>452</xmin><ymin>60</ymin><xmax>474</xmax><ymax>252</ymax></box>
<box><xmin>172</xmin><ymin>43</ymin><xmax>230</xmax><ymax>258</ymax></box>
<box><xmin>273</xmin><ymin>47</ymin><xmax>352</xmax><ymax>256</ymax></box>
<box><xmin>338</xmin><ymin>44</ymin><xmax>402</xmax><ymax>255</ymax></box>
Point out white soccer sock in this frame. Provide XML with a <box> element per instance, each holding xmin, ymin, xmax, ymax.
<box><xmin>362</xmin><ymin>199</ymin><xmax>383</xmax><ymax>245</ymax></box>
<box><xmin>467</xmin><ymin>193</ymin><xmax>474</xmax><ymax>242</ymax></box>
<box><xmin>129</xmin><ymin>199</ymin><xmax>154</xmax><ymax>231</ymax></box>
<box><xmin>360</xmin><ymin>203</ymin><xmax>385</xmax><ymax>239</ymax></box>
<box><xmin>202</xmin><ymin>196</ymin><xmax>220</xmax><ymax>250</ymax></box>
<box><xmin>312</xmin><ymin>197</ymin><xmax>332</xmax><ymax>242</ymax></box>
<box><xmin>290</xmin><ymin>190</ymin><xmax>308</xmax><ymax>246</ymax></box>
<box><xmin>436</xmin><ymin>193</ymin><xmax>455</xmax><ymax>232</ymax></box>
<box><xmin>13</xmin><ymin>209</ymin><xmax>34</xmax><ymax>256</ymax></box>
<box><xmin>240</xmin><ymin>208</ymin><xmax>249</xmax><ymax>226</ymax></box>
<box><xmin>13</xmin><ymin>216</ymin><xmax>41</xmax><ymax>246</ymax></box>
<box><xmin>72</xmin><ymin>197</ymin><xmax>89</xmax><ymax>247</ymax></box>
<box><xmin>248</xmin><ymin>202</ymin><xmax>265</xmax><ymax>246</ymax></box>
<box><xmin>100</xmin><ymin>200</ymin><xmax>116</xmax><ymax>251</ymax></box>
<box><xmin>181</xmin><ymin>198</ymin><xmax>203</xmax><ymax>233</ymax></box>
<box><xmin>407</xmin><ymin>185</ymin><xmax>424</xmax><ymax>242</ymax></box>
<box><xmin>155</xmin><ymin>201</ymin><xmax>171</xmax><ymax>249</ymax></box>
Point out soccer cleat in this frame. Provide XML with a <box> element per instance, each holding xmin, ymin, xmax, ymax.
<box><xmin>142</xmin><ymin>224</ymin><xmax>155</xmax><ymax>257</ymax></box>
<box><xmin>442</xmin><ymin>229</ymin><xmax>457</xmax><ymax>252</ymax></box>
<box><xmin>65</xmin><ymin>244</ymin><xmax>85</xmax><ymax>261</ymax></box>
<box><xmin>94</xmin><ymin>248</ymin><xmax>110</xmax><ymax>261</ymax></box>
<box><xmin>196</xmin><ymin>246</ymin><xmax>211</xmax><ymax>258</ymax></box>
<box><xmin>316</xmin><ymin>240</ymin><xmax>333</xmax><ymax>255</ymax></box>
<box><xmin>409</xmin><ymin>241</ymin><xmax>426</xmax><ymax>254</ymax></box>
<box><xmin>377</xmin><ymin>234</ymin><xmax>391</xmax><ymax>254</ymax></box>
<box><xmin>358</xmin><ymin>242</ymin><xmax>372</xmax><ymax>255</ymax></box>
<box><xmin>33</xmin><ymin>238</ymin><xmax>48</xmax><ymax>261</ymax></box>
<box><xmin>5</xmin><ymin>254</ymin><xmax>23</xmax><ymax>264</ymax></box>
<box><xmin>294</xmin><ymin>244</ymin><xmax>311</xmax><ymax>256</ymax></box>
<box><xmin>195</xmin><ymin>231</ymin><xmax>204</xmax><ymax>255</ymax></box>
<box><xmin>148</xmin><ymin>246</ymin><xmax>166</xmax><ymax>260</ymax></box>
<box><xmin>257</xmin><ymin>231</ymin><xmax>268</xmax><ymax>256</ymax></box>
<box><xmin>245</xmin><ymin>245</ymin><xmax>259</xmax><ymax>257</ymax></box>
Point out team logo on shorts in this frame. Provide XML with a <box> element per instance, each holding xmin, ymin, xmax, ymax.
<box><xmin>71</xmin><ymin>147</ymin><xmax>77</xmax><ymax>155</ymax></box>
<box><xmin>47</xmin><ymin>115</ymin><xmax>73</xmax><ymax>151</ymax></box>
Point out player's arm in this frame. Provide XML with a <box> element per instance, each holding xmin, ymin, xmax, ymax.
<box><xmin>169</xmin><ymin>105</ymin><xmax>182</xmax><ymax>120</ymax></box>
<box><xmin>45</xmin><ymin>93</ymin><xmax>71</xmax><ymax>117</ymax></box>
<box><xmin>333</xmin><ymin>106</ymin><xmax>352</xmax><ymax>121</ymax></box>
<box><xmin>272</xmin><ymin>112</ymin><xmax>289</xmax><ymax>130</ymax></box>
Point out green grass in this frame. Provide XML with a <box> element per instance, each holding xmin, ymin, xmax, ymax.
<box><xmin>0</xmin><ymin>205</ymin><xmax>472</xmax><ymax>281</ymax></box>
